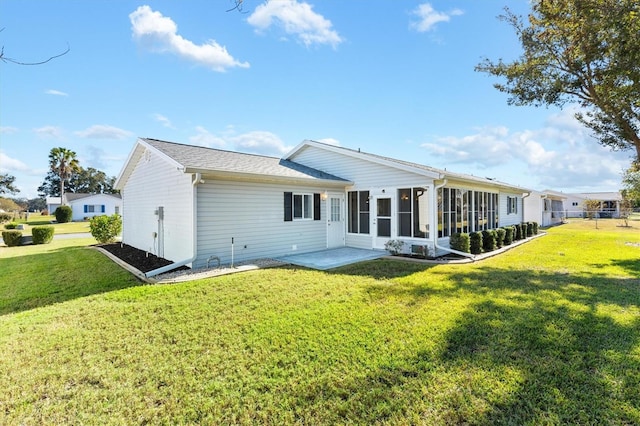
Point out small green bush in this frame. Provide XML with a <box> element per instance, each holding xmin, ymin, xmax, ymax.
<box><xmin>525</xmin><ymin>222</ymin><xmax>534</xmax><ymax>237</ymax></box>
<box><xmin>470</xmin><ymin>231</ymin><xmax>483</xmax><ymax>255</ymax></box>
<box><xmin>503</xmin><ymin>226</ymin><xmax>514</xmax><ymax>245</ymax></box>
<box><xmin>32</xmin><ymin>226</ymin><xmax>55</xmax><ymax>244</ymax></box>
<box><xmin>55</xmin><ymin>205</ymin><xmax>73</xmax><ymax>223</ymax></box>
<box><xmin>532</xmin><ymin>221</ymin><xmax>539</xmax><ymax>235</ymax></box>
<box><xmin>482</xmin><ymin>230</ymin><xmax>497</xmax><ymax>252</ymax></box>
<box><xmin>495</xmin><ymin>228</ymin><xmax>506</xmax><ymax>248</ymax></box>
<box><xmin>89</xmin><ymin>214</ymin><xmax>122</xmax><ymax>244</ymax></box>
<box><xmin>514</xmin><ymin>223</ymin><xmax>523</xmax><ymax>240</ymax></box>
<box><xmin>4</xmin><ymin>221</ymin><xmax>18</xmax><ymax>229</ymax></box>
<box><xmin>2</xmin><ymin>230</ymin><xmax>22</xmax><ymax>247</ymax></box>
<box><xmin>0</xmin><ymin>212</ymin><xmax>12</xmax><ymax>223</ymax></box>
<box><xmin>450</xmin><ymin>233</ymin><xmax>470</xmax><ymax>253</ymax></box>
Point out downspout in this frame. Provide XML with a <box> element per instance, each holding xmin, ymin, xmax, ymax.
<box><xmin>145</xmin><ymin>173</ymin><xmax>201</xmax><ymax>278</ymax></box>
<box><xmin>540</xmin><ymin>193</ymin><xmax>547</xmax><ymax>226</ymax></box>
<box><xmin>522</xmin><ymin>191</ymin><xmax>532</xmax><ymax>224</ymax></box>
<box><xmin>432</xmin><ymin>179</ymin><xmax>476</xmax><ymax>259</ymax></box>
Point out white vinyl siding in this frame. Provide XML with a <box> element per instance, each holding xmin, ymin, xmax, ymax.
<box><xmin>195</xmin><ymin>180</ymin><xmax>327</xmax><ymax>267</ymax></box>
<box><xmin>68</xmin><ymin>194</ymin><xmax>122</xmax><ymax>221</ymax></box>
<box><xmin>290</xmin><ymin>146</ymin><xmax>429</xmax><ymax>188</ymax></box>
<box><xmin>499</xmin><ymin>193</ymin><xmax>523</xmax><ymax>227</ymax></box>
<box><xmin>120</xmin><ymin>148</ymin><xmax>194</xmax><ymax>263</ymax></box>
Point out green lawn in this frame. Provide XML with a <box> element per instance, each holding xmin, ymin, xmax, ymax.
<box><xmin>0</xmin><ymin>220</ymin><xmax>638</xmax><ymax>424</ymax></box>
<box><xmin>3</xmin><ymin>215</ymin><xmax>90</xmax><ymax>236</ymax></box>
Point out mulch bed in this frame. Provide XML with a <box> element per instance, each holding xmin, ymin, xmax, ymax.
<box><xmin>100</xmin><ymin>243</ymin><xmax>190</xmax><ymax>273</ymax></box>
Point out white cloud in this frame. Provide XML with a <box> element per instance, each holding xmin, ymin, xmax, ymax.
<box><xmin>189</xmin><ymin>126</ymin><xmax>227</xmax><ymax>148</ymax></box>
<box><xmin>420</xmin><ymin>110</ymin><xmax>631</xmax><ymax>191</ymax></box>
<box><xmin>0</xmin><ymin>152</ymin><xmax>30</xmax><ymax>172</ymax></box>
<box><xmin>247</xmin><ymin>0</ymin><xmax>343</xmax><ymax>48</ymax></box>
<box><xmin>83</xmin><ymin>146</ymin><xmax>126</xmax><ymax>171</ymax></box>
<box><xmin>410</xmin><ymin>3</ymin><xmax>463</xmax><ymax>32</ymax></box>
<box><xmin>75</xmin><ymin>125</ymin><xmax>133</xmax><ymax>139</ymax></box>
<box><xmin>45</xmin><ymin>89</ymin><xmax>69</xmax><ymax>96</ymax></box>
<box><xmin>130</xmin><ymin>5</ymin><xmax>249</xmax><ymax>72</ymax></box>
<box><xmin>0</xmin><ymin>126</ymin><xmax>19</xmax><ymax>134</ymax></box>
<box><xmin>188</xmin><ymin>126</ymin><xmax>292</xmax><ymax>156</ymax></box>
<box><xmin>231</xmin><ymin>131</ymin><xmax>293</xmax><ymax>156</ymax></box>
<box><xmin>153</xmin><ymin>113</ymin><xmax>174</xmax><ymax>129</ymax></box>
<box><xmin>34</xmin><ymin>125</ymin><xmax>64</xmax><ymax>139</ymax></box>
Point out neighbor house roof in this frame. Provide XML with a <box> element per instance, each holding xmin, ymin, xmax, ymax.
<box><xmin>287</xmin><ymin>140</ymin><xmax>532</xmax><ymax>193</ymax></box>
<box><xmin>116</xmin><ymin>138</ymin><xmax>352</xmax><ymax>189</ymax></box>
<box><xmin>63</xmin><ymin>193</ymin><xmax>122</xmax><ymax>203</ymax></box>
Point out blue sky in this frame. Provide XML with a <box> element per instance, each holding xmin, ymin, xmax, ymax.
<box><xmin>1</xmin><ymin>0</ymin><xmax>634</xmax><ymax>199</ymax></box>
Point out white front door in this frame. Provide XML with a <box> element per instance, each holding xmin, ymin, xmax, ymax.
<box><xmin>327</xmin><ymin>194</ymin><xmax>345</xmax><ymax>248</ymax></box>
<box><xmin>373</xmin><ymin>195</ymin><xmax>393</xmax><ymax>249</ymax></box>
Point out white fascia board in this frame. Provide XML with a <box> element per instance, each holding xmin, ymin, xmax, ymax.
<box><xmin>188</xmin><ymin>168</ymin><xmax>352</xmax><ymax>187</ymax></box>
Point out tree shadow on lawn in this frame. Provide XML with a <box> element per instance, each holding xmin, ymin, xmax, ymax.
<box><xmin>310</xmin><ymin>264</ymin><xmax>640</xmax><ymax>424</ymax></box>
<box><xmin>0</xmin><ymin>245</ymin><xmax>143</xmax><ymax>316</ymax></box>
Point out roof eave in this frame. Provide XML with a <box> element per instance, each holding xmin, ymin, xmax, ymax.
<box><xmin>186</xmin><ymin>167</ymin><xmax>352</xmax><ymax>187</ymax></box>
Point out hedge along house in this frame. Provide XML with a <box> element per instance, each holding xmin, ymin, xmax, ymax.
<box><xmin>115</xmin><ymin>138</ymin><xmax>530</xmax><ymax>277</ymax></box>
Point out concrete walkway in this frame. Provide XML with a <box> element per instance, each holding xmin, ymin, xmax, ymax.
<box><xmin>277</xmin><ymin>247</ymin><xmax>387</xmax><ymax>270</ymax></box>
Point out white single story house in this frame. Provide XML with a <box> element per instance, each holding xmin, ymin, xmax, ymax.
<box><xmin>115</xmin><ymin>138</ymin><xmax>532</xmax><ymax>276</ymax></box>
<box><xmin>63</xmin><ymin>193</ymin><xmax>122</xmax><ymax>221</ymax></box>
<box><xmin>45</xmin><ymin>196</ymin><xmax>62</xmax><ymax>214</ymax></box>
<box><xmin>564</xmin><ymin>191</ymin><xmax>623</xmax><ymax>218</ymax></box>
<box><xmin>524</xmin><ymin>189</ymin><xmax>566</xmax><ymax>227</ymax></box>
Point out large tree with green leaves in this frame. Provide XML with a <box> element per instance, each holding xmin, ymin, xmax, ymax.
<box><xmin>476</xmin><ymin>0</ymin><xmax>640</xmax><ymax>159</ymax></box>
<box><xmin>0</xmin><ymin>173</ymin><xmax>19</xmax><ymax>194</ymax></box>
<box><xmin>38</xmin><ymin>167</ymin><xmax>117</xmax><ymax>197</ymax></box>
<box><xmin>48</xmin><ymin>147</ymin><xmax>80</xmax><ymax>202</ymax></box>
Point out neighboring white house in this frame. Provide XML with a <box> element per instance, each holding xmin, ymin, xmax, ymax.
<box><xmin>115</xmin><ymin>138</ymin><xmax>531</xmax><ymax>275</ymax></box>
<box><xmin>524</xmin><ymin>190</ymin><xmax>566</xmax><ymax>227</ymax></box>
<box><xmin>564</xmin><ymin>191</ymin><xmax>623</xmax><ymax>218</ymax></box>
<box><xmin>45</xmin><ymin>196</ymin><xmax>62</xmax><ymax>214</ymax></box>
<box><xmin>63</xmin><ymin>193</ymin><xmax>122</xmax><ymax>221</ymax></box>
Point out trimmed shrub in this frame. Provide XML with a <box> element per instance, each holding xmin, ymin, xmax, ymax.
<box><xmin>32</xmin><ymin>226</ymin><xmax>55</xmax><ymax>244</ymax></box>
<box><xmin>495</xmin><ymin>228</ymin><xmax>506</xmax><ymax>248</ymax></box>
<box><xmin>4</xmin><ymin>222</ymin><xmax>18</xmax><ymax>229</ymax></box>
<box><xmin>450</xmin><ymin>232</ymin><xmax>470</xmax><ymax>253</ymax></box>
<box><xmin>55</xmin><ymin>205</ymin><xmax>73</xmax><ymax>223</ymax></box>
<box><xmin>514</xmin><ymin>223</ymin><xmax>523</xmax><ymax>240</ymax></box>
<box><xmin>89</xmin><ymin>214</ymin><xmax>122</xmax><ymax>244</ymax></box>
<box><xmin>532</xmin><ymin>221</ymin><xmax>539</xmax><ymax>235</ymax></box>
<box><xmin>2</xmin><ymin>230</ymin><xmax>22</xmax><ymax>247</ymax></box>
<box><xmin>525</xmin><ymin>222</ymin><xmax>534</xmax><ymax>237</ymax></box>
<box><xmin>470</xmin><ymin>231</ymin><xmax>483</xmax><ymax>255</ymax></box>
<box><xmin>0</xmin><ymin>212</ymin><xmax>12</xmax><ymax>223</ymax></box>
<box><xmin>482</xmin><ymin>230</ymin><xmax>497</xmax><ymax>252</ymax></box>
<box><xmin>41</xmin><ymin>209</ymin><xmax>49</xmax><ymax>216</ymax></box>
<box><xmin>503</xmin><ymin>226</ymin><xmax>514</xmax><ymax>245</ymax></box>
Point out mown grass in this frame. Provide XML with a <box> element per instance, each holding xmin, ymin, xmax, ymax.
<box><xmin>3</xmin><ymin>215</ymin><xmax>90</xmax><ymax>236</ymax></box>
<box><xmin>0</xmin><ymin>220</ymin><xmax>638</xmax><ymax>424</ymax></box>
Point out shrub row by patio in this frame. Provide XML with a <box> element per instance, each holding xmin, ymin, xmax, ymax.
<box><xmin>450</xmin><ymin>232</ymin><xmax>470</xmax><ymax>253</ymax></box>
<box><xmin>2</xmin><ymin>230</ymin><xmax>22</xmax><ymax>247</ymax></box>
<box><xmin>452</xmin><ymin>221</ymin><xmax>539</xmax><ymax>254</ymax></box>
<box><xmin>32</xmin><ymin>226</ymin><xmax>55</xmax><ymax>245</ymax></box>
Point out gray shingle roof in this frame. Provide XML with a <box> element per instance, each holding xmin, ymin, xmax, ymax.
<box><xmin>143</xmin><ymin>138</ymin><xmax>350</xmax><ymax>183</ymax></box>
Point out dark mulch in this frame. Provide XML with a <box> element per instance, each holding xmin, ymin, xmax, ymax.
<box><xmin>100</xmin><ymin>243</ymin><xmax>190</xmax><ymax>273</ymax></box>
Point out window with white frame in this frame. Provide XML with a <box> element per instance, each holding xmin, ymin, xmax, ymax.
<box><xmin>347</xmin><ymin>190</ymin><xmax>370</xmax><ymax>234</ymax></box>
<box><xmin>293</xmin><ymin>193</ymin><xmax>313</xmax><ymax>219</ymax></box>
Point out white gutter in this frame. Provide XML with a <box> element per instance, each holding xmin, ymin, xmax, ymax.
<box><xmin>145</xmin><ymin>173</ymin><xmax>201</xmax><ymax>278</ymax></box>
<box><xmin>432</xmin><ymin>179</ymin><xmax>476</xmax><ymax>260</ymax></box>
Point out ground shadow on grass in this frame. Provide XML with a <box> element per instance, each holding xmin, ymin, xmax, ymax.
<box><xmin>304</xmin><ymin>266</ymin><xmax>640</xmax><ymax>424</ymax></box>
<box><xmin>0</xmin><ymin>245</ymin><xmax>143</xmax><ymax>316</ymax></box>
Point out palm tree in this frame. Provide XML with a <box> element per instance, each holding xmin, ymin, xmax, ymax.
<box><xmin>48</xmin><ymin>147</ymin><xmax>80</xmax><ymax>203</ymax></box>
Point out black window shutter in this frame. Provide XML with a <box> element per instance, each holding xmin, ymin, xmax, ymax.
<box><xmin>314</xmin><ymin>193</ymin><xmax>321</xmax><ymax>220</ymax></box>
<box><xmin>284</xmin><ymin>192</ymin><xmax>293</xmax><ymax>221</ymax></box>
